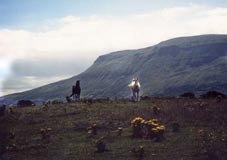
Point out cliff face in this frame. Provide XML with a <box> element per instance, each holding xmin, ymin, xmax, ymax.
<box><xmin>3</xmin><ymin>34</ymin><xmax>227</xmax><ymax>102</ymax></box>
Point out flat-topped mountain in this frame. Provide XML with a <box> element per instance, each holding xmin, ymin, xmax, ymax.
<box><xmin>3</xmin><ymin>34</ymin><xmax>227</xmax><ymax>102</ymax></box>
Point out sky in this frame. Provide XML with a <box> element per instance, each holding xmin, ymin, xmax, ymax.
<box><xmin>1</xmin><ymin>0</ymin><xmax>227</xmax><ymax>96</ymax></box>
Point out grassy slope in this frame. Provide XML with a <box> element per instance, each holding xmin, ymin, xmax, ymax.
<box><xmin>1</xmin><ymin>99</ymin><xmax>227</xmax><ymax>160</ymax></box>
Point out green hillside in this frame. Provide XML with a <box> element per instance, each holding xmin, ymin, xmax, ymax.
<box><xmin>3</xmin><ymin>34</ymin><xmax>227</xmax><ymax>102</ymax></box>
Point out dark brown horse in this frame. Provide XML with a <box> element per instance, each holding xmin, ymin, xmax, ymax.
<box><xmin>70</xmin><ymin>80</ymin><xmax>81</xmax><ymax>101</ymax></box>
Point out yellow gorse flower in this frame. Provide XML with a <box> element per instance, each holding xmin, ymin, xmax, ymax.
<box><xmin>47</xmin><ymin>128</ymin><xmax>52</xmax><ymax>131</ymax></box>
<box><xmin>145</xmin><ymin>119</ymin><xmax>159</xmax><ymax>127</ymax></box>
<box><xmin>40</xmin><ymin>127</ymin><xmax>52</xmax><ymax>132</ymax></box>
<box><xmin>131</xmin><ymin>117</ymin><xmax>145</xmax><ymax>126</ymax></box>
<box><xmin>131</xmin><ymin>116</ymin><xmax>166</xmax><ymax>139</ymax></box>
<box><xmin>131</xmin><ymin>117</ymin><xmax>166</xmax><ymax>131</ymax></box>
<box><xmin>152</xmin><ymin>128</ymin><xmax>158</xmax><ymax>132</ymax></box>
<box><xmin>156</xmin><ymin>125</ymin><xmax>165</xmax><ymax>131</ymax></box>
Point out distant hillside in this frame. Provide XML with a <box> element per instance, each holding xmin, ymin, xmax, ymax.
<box><xmin>3</xmin><ymin>34</ymin><xmax>227</xmax><ymax>103</ymax></box>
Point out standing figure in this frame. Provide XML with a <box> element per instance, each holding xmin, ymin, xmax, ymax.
<box><xmin>128</xmin><ymin>78</ymin><xmax>141</xmax><ymax>101</ymax></box>
<box><xmin>70</xmin><ymin>80</ymin><xmax>81</xmax><ymax>101</ymax></box>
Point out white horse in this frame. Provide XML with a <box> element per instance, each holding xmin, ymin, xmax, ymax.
<box><xmin>128</xmin><ymin>78</ymin><xmax>141</xmax><ymax>101</ymax></box>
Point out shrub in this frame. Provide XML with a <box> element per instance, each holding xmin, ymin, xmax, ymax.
<box><xmin>131</xmin><ymin>145</ymin><xmax>144</xmax><ymax>159</ymax></box>
<box><xmin>171</xmin><ymin>122</ymin><xmax>180</xmax><ymax>132</ymax></box>
<box><xmin>87</xmin><ymin>124</ymin><xmax>97</xmax><ymax>136</ymax></box>
<box><xmin>131</xmin><ymin>117</ymin><xmax>145</xmax><ymax>138</ymax></box>
<box><xmin>0</xmin><ymin>104</ymin><xmax>6</xmax><ymax>116</ymax></box>
<box><xmin>17</xmin><ymin>100</ymin><xmax>35</xmax><ymax>107</ymax></box>
<box><xmin>153</xmin><ymin>125</ymin><xmax>166</xmax><ymax>141</ymax></box>
<box><xmin>216</xmin><ymin>95</ymin><xmax>223</xmax><ymax>103</ymax></box>
<box><xmin>6</xmin><ymin>143</ymin><xmax>17</xmax><ymax>152</ymax></box>
<box><xmin>95</xmin><ymin>137</ymin><xmax>106</xmax><ymax>153</ymax></box>
<box><xmin>153</xmin><ymin>106</ymin><xmax>161</xmax><ymax>116</ymax></box>
<box><xmin>144</xmin><ymin>119</ymin><xmax>159</xmax><ymax>138</ymax></box>
<box><xmin>180</xmin><ymin>92</ymin><xmax>195</xmax><ymax>98</ymax></box>
<box><xmin>8</xmin><ymin>105</ymin><xmax>15</xmax><ymax>114</ymax></box>
<box><xmin>8</xmin><ymin>132</ymin><xmax>15</xmax><ymax>140</ymax></box>
<box><xmin>117</xmin><ymin>127</ymin><xmax>123</xmax><ymax>136</ymax></box>
<box><xmin>200</xmin><ymin>91</ymin><xmax>225</xmax><ymax>99</ymax></box>
<box><xmin>131</xmin><ymin>117</ymin><xmax>166</xmax><ymax>141</ymax></box>
<box><xmin>40</xmin><ymin>127</ymin><xmax>52</xmax><ymax>140</ymax></box>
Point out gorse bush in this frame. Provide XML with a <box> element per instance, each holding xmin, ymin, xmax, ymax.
<box><xmin>131</xmin><ymin>145</ymin><xmax>144</xmax><ymax>159</ymax></box>
<box><xmin>95</xmin><ymin>137</ymin><xmax>106</xmax><ymax>153</ymax></box>
<box><xmin>87</xmin><ymin>124</ymin><xmax>97</xmax><ymax>136</ymax></box>
<box><xmin>131</xmin><ymin>117</ymin><xmax>145</xmax><ymax>138</ymax></box>
<box><xmin>8</xmin><ymin>105</ymin><xmax>14</xmax><ymax>114</ymax></box>
<box><xmin>171</xmin><ymin>122</ymin><xmax>180</xmax><ymax>132</ymax></box>
<box><xmin>117</xmin><ymin>127</ymin><xmax>123</xmax><ymax>136</ymax></box>
<box><xmin>6</xmin><ymin>143</ymin><xmax>17</xmax><ymax>152</ymax></box>
<box><xmin>0</xmin><ymin>104</ymin><xmax>6</xmax><ymax>116</ymax></box>
<box><xmin>153</xmin><ymin>106</ymin><xmax>161</xmax><ymax>116</ymax></box>
<box><xmin>8</xmin><ymin>132</ymin><xmax>15</xmax><ymax>140</ymax></box>
<box><xmin>131</xmin><ymin>117</ymin><xmax>166</xmax><ymax>141</ymax></box>
<box><xmin>40</xmin><ymin>127</ymin><xmax>52</xmax><ymax>140</ymax></box>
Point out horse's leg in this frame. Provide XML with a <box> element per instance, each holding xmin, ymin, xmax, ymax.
<box><xmin>137</xmin><ymin>90</ymin><xmax>140</xmax><ymax>101</ymax></box>
<box><xmin>135</xmin><ymin>91</ymin><xmax>138</xmax><ymax>101</ymax></box>
<box><xmin>73</xmin><ymin>94</ymin><xmax>76</xmax><ymax>101</ymax></box>
<box><xmin>133</xmin><ymin>90</ymin><xmax>136</xmax><ymax>101</ymax></box>
<box><xmin>78</xmin><ymin>93</ymin><xmax>80</xmax><ymax>101</ymax></box>
<box><xmin>76</xmin><ymin>94</ymin><xmax>79</xmax><ymax>101</ymax></box>
<box><xmin>131</xmin><ymin>89</ymin><xmax>133</xmax><ymax>101</ymax></box>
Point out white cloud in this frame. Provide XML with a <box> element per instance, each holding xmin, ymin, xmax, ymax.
<box><xmin>0</xmin><ymin>29</ymin><xmax>30</xmax><ymax>59</ymax></box>
<box><xmin>1</xmin><ymin>4</ymin><xmax>227</xmax><ymax>95</ymax></box>
<box><xmin>1</xmin><ymin>5</ymin><xmax>227</xmax><ymax>60</ymax></box>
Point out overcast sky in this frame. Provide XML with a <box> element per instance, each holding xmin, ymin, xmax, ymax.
<box><xmin>1</xmin><ymin>0</ymin><xmax>227</xmax><ymax>96</ymax></box>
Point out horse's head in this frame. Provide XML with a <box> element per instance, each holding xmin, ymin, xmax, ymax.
<box><xmin>128</xmin><ymin>78</ymin><xmax>140</xmax><ymax>89</ymax></box>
